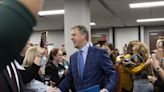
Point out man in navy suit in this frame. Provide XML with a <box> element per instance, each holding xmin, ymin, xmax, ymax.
<box><xmin>55</xmin><ymin>25</ymin><xmax>118</xmax><ymax>92</ymax></box>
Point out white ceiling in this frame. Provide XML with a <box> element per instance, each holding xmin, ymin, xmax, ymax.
<box><xmin>1</xmin><ymin>0</ymin><xmax>164</xmax><ymax>30</ymax></box>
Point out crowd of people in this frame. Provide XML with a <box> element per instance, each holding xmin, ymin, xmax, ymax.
<box><xmin>93</xmin><ymin>36</ymin><xmax>164</xmax><ymax>92</ymax></box>
<box><xmin>0</xmin><ymin>0</ymin><xmax>163</xmax><ymax>92</ymax></box>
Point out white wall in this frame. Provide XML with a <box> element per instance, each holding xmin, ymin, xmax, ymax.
<box><xmin>29</xmin><ymin>30</ymin><xmax>64</xmax><ymax>49</ymax></box>
<box><xmin>30</xmin><ymin>27</ymin><xmax>144</xmax><ymax>55</ymax></box>
<box><xmin>30</xmin><ymin>29</ymin><xmax>109</xmax><ymax>50</ymax></box>
<box><xmin>115</xmin><ymin>27</ymin><xmax>139</xmax><ymax>54</ymax></box>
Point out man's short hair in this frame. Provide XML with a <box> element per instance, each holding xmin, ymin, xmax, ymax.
<box><xmin>71</xmin><ymin>25</ymin><xmax>89</xmax><ymax>41</ymax></box>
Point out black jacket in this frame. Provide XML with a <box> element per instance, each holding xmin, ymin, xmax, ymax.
<box><xmin>45</xmin><ymin>62</ymin><xmax>66</xmax><ymax>86</ymax></box>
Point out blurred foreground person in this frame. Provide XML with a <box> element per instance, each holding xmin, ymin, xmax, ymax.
<box><xmin>0</xmin><ymin>0</ymin><xmax>43</xmax><ymax>92</ymax></box>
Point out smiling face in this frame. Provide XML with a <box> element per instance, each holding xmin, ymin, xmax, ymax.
<box><xmin>71</xmin><ymin>28</ymin><xmax>87</xmax><ymax>49</ymax></box>
<box><xmin>156</xmin><ymin>39</ymin><xmax>164</xmax><ymax>49</ymax></box>
<box><xmin>156</xmin><ymin>39</ymin><xmax>161</xmax><ymax>49</ymax></box>
<box><xmin>54</xmin><ymin>49</ymin><xmax>63</xmax><ymax>63</ymax></box>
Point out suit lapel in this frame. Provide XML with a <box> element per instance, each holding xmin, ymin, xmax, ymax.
<box><xmin>83</xmin><ymin>46</ymin><xmax>94</xmax><ymax>79</ymax></box>
<box><xmin>74</xmin><ymin>46</ymin><xmax>94</xmax><ymax>81</ymax></box>
<box><xmin>74</xmin><ymin>52</ymin><xmax>80</xmax><ymax>79</ymax></box>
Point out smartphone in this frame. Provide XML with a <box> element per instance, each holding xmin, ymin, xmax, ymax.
<box><xmin>150</xmin><ymin>51</ymin><xmax>156</xmax><ymax>59</ymax></box>
<box><xmin>40</xmin><ymin>31</ymin><xmax>48</xmax><ymax>48</ymax></box>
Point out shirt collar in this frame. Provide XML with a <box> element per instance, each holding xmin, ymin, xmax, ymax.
<box><xmin>80</xmin><ymin>43</ymin><xmax>90</xmax><ymax>53</ymax></box>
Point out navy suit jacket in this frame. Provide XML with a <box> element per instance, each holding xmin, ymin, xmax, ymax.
<box><xmin>59</xmin><ymin>46</ymin><xmax>118</xmax><ymax>92</ymax></box>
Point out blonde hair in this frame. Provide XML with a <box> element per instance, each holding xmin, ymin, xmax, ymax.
<box><xmin>22</xmin><ymin>46</ymin><xmax>38</xmax><ymax>67</ymax></box>
<box><xmin>130</xmin><ymin>41</ymin><xmax>149</xmax><ymax>61</ymax></box>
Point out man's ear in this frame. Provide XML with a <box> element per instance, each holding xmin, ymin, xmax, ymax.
<box><xmin>82</xmin><ymin>33</ymin><xmax>87</xmax><ymax>40</ymax></box>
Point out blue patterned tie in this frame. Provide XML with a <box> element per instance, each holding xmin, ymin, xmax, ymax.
<box><xmin>78</xmin><ymin>50</ymin><xmax>84</xmax><ymax>79</ymax></box>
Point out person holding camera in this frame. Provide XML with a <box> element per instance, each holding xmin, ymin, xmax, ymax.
<box><xmin>147</xmin><ymin>36</ymin><xmax>164</xmax><ymax>92</ymax></box>
<box><xmin>118</xmin><ymin>40</ymin><xmax>153</xmax><ymax>92</ymax></box>
<box><xmin>22</xmin><ymin>46</ymin><xmax>56</xmax><ymax>92</ymax></box>
<box><xmin>147</xmin><ymin>57</ymin><xmax>164</xmax><ymax>92</ymax></box>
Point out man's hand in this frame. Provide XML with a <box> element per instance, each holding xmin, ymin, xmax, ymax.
<box><xmin>100</xmin><ymin>88</ymin><xmax>108</xmax><ymax>92</ymax></box>
<box><xmin>147</xmin><ymin>75</ymin><xmax>157</xmax><ymax>84</ymax></box>
<box><xmin>54</xmin><ymin>87</ymin><xmax>62</xmax><ymax>92</ymax></box>
<box><xmin>150</xmin><ymin>57</ymin><xmax>160</xmax><ymax>70</ymax></box>
<box><xmin>47</xmin><ymin>86</ymin><xmax>56</xmax><ymax>92</ymax></box>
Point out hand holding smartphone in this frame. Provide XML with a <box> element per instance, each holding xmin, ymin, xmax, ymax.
<box><xmin>152</xmin><ymin>53</ymin><xmax>156</xmax><ymax>60</ymax></box>
<box><xmin>150</xmin><ymin>51</ymin><xmax>156</xmax><ymax>60</ymax></box>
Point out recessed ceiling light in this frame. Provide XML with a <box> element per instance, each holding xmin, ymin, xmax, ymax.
<box><xmin>137</xmin><ymin>18</ymin><xmax>164</xmax><ymax>22</ymax></box>
<box><xmin>90</xmin><ymin>22</ymin><xmax>96</xmax><ymax>26</ymax></box>
<box><xmin>38</xmin><ymin>9</ymin><xmax>96</xmax><ymax>25</ymax></box>
<box><xmin>38</xmin><ymin>9</ymin><xmax>65</xmax><ymax>16</ymax></box>
<box><xmin>129</xmin><ymin>1</ymin><xmax>164</xmax><ymax>8</ymax></box>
